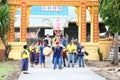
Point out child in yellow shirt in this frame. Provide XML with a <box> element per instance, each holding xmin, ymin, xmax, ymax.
<box><xmin>21</xmin><ymin>45</ymin><xmax>30</xmax><ymax>74</ymax></box>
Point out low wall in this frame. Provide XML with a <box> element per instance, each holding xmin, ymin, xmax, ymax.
<box><xmin>82</xmin><ymin>42</ymin><xmax>99</xmax><ymax>60</ymax></box>
<box><xmin>0</xmin><ymin>39</ymin><xmax>5</xmax><ymax>49</ymax></box>
<box><xmin>8</xmin><ymin>42</ymin><xmax>27</xmax><ymax>60</ymax></box>
<box><xmin>99</xmin><ymin>38</ymin><xmax>120</xmax><ymax>60</ymax></box>
<box><xmin>7</xmin><ymin>38</ymin><xmax>120</xmax><ymax>60</ymax></box>
<box><xmin>98</xmin><ymin>41</ymin><xmax>111</xmax><ymax>60</ymax></box>
<box><xmin>0</xmin><ymin>39</ymin><xmax>5</xmax><ymax>61</ymax></box>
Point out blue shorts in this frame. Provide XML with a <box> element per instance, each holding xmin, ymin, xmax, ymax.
<box><xmin>39</xmin><ymin>55</ymin><xmax>45</xmax><ymax>64</ymax></box>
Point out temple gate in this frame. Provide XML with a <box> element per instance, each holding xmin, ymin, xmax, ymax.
<box><xmin>8</xmin><ymin>0</ymin><xmax>100</xmax><ymax>60</ymax></box>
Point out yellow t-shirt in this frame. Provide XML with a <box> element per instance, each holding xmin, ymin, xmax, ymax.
<box><xmin>66</xmin><ymin>44</ymin><xmax>76</xmax><ymax>53</ymax></box>
<box><xmin>21</xmin><ymin>49</ymin><xmax>29</xmax><ymax>58</ymax></box>
<box><xmin>36</xmin><ymin>46</ymin><xmax>39</xmax><ymax>53</ymax></box>
<box><xmin>29</xmin><ymin>46</ymin><xmax>32</xmax><ymax>52</ymax></box>
<box><xmin>72</xmin><ymin>44</ymin><xmax>77</xmax><ymax>53</ymax></box>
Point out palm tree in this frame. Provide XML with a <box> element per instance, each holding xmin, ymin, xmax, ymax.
<box><xmin>0</xmin><ymin>0</ymin><xmax>11</xmax><ymax>59</ymax></box>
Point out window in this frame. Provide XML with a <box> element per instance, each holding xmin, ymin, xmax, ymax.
<box><xmin>41</xmin><ymin>6</ymin><xmax>62</xmax><ymax>11</ymax></box>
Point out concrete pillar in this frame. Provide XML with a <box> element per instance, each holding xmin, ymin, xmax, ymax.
<box><xmin>77</xmin><ymin>1</ymin><xmax>86</xmax><ymax>42</ymax></box>
<box><xmin>8</xmin><ymin>6</ymin><xmax>16</xmax><ymax>42</ymax></box>
<box><xmin>20</xmin><ymin>1</ymin><xmax>27</xmax><ymax>42</ymax></box>
<box><xmin>91</xmin><ymin>7</ymin><xmax>99</xmax><ymax>42</ymax></box>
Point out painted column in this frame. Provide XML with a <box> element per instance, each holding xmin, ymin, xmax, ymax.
<box><xmin>8</xmin><ymin>6</ymin><xmax>16</xmax><ymax>42</ymax></box>
<box><xmin>88</xmin><ymin>7</ymin><xmax>92</xmax><ymax>42</ymax></box>
<box><xmin>77</xmin><ymin>1</ymin><xmax>86</xmax><ymax>42</ymax></box>
<box><xmin>91</xmin><ymin>7</ymin><xmax>99</xmax><ymax>42</ymax></box>
<box><xmin>26</xmin><ymin>6</ymin><xmax>30</xmax><ymax>28</ymax></box>
<box><xmin>20</xmin><ymin>2</ymin><xmax>27</xmax><ymax>42</ymax></box>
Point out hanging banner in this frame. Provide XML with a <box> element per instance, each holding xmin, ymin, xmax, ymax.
<box><xmin>45</xmin><ymin>29</ymin><xmax>53</xmax><ymax>36</ymax></box>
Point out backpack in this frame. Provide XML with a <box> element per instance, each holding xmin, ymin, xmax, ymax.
<box><xmin>21</xmin><ymin>50</ymin><xmax>27</xmax><ymax>57</ymax></box>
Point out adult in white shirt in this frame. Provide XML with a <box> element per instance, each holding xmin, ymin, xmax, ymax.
<box><xmin>45</xmin><ymin>34</ymin><xmax>52</xmax><ymax>47</ymax></box>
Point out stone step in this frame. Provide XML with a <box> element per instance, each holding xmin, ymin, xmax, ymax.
<box><xmin>107</xmin><ymin>52</ymin><xmax>120</xmax><ymax>60</ymax></box>
<box><xmin>108</xmin><ymin>52</ymin><xmax>120</xmax><ymax>55</ymax></box>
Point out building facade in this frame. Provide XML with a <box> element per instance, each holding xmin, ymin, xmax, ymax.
<box><xmin>7</xmin><ymin>0</ymin><xmax>120</xmax><ymax>60</ymax></box>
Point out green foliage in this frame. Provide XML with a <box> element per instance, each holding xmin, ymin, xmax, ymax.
<box><xmin>97</xmin><ymin>48</ymin><xmax>103</xmax><ymax>61</ymax></box>
<box><xmin>99</xmin><ymin>0</ymin><xmax>120</xmax><ymax>34</ymax></box>
<box><xmin>0</xmin><ymin>3</ymin><xmax>10</xmax><ymax>38</ymax></box>
<box><xmin>0</xmin><ymin>0</ymin><xmax>8</xmax><ymax>5</ymax></box>
<box><xmin>0</xmin><ymin>0</ymin><xmax>12</xmax><ymax>59</ymax></box>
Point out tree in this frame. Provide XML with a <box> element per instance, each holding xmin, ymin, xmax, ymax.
<box><xmin>0</xmin><ymin>0</ymin><xmax>11</xmax><ymax>59</ymax></box>
<box><xmin>99</xmin><ymin>0</ymin><xmax>120</xmax><ymax>65</ymax></box>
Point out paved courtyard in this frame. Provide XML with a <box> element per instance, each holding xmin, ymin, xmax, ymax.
<box><xmin>18</xmin><ymin>56</ymin><xmax>106</xmax><ymax>80</ymax></box>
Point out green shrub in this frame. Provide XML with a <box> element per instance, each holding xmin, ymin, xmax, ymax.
<box><xmin>97</xmin><ymin>48</ymin><xmax>103</xmax><ymax>61</ymax></box>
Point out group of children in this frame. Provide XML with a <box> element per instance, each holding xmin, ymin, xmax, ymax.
<box><xmin>21</xmin><ymin>37</ymin><xmax>87</xmax><ymax>74</ymax></box>
<box><xmin>21</xmin><ymin>40</ymin><xmax>47</xmax><ymax>74</ymax></box>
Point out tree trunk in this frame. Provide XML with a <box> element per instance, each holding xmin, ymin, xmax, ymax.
<box><xmin>4</xmin><ymin>45</ymin><xmax>11</xmax><ymax>59</ymax></box>
<box><xmin>112</xmin><ymin>32</ymin><xmax>119</xmax><ymax>65</ymax></box>
<box><xmin>1</xmin><ymin>36</ymin><xmax>11</xmax><ymax>59</ymax></box>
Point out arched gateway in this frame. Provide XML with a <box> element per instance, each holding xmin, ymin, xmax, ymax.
<box><xmin>8</xmin><ymin>0</ymin><xmax>100</xmax><ymax>60</ymax></box>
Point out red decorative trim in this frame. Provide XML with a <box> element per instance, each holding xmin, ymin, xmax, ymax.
<box><xmin>22</xmin><ymin>2</ymin><xmax>26</xmax><ymax>4</ymax></box>
<box><xmin>81</xmin><ymin>2</ymin><xmax>86</xmax><ymax>5</ymax></box>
